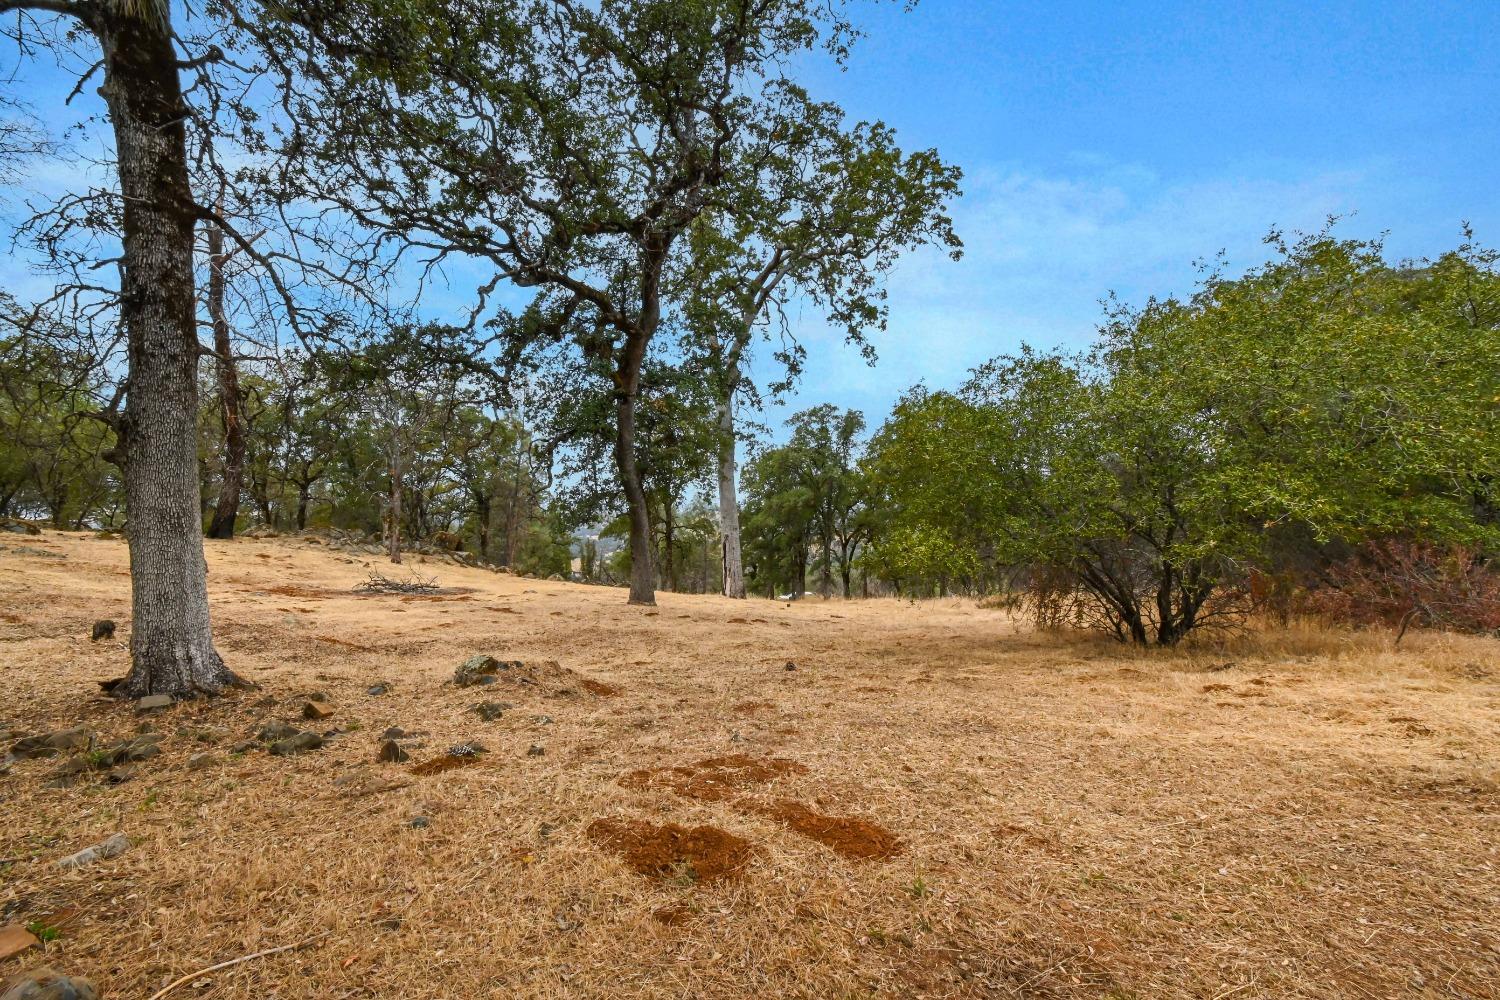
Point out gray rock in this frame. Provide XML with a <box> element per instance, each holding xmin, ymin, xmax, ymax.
<box><xmin>45</xmin><ymin>757</ymin><xmax>90</xmax><ymax>784</ymax></box>
<box><xmin>377</xmin><ymin>740</ymin><xmax>409</xmax><ymax>763</ymax></box>
<box><xmin>381</xmin><ymin>726</ymin><xmax>407</xmax><ymax>740</ymax></box>
<box><xmin>228</xmin><ymin>741</ymin><xmax>257</xmax><ymax>755</ymax></box>
<box><xmin>366</xmin><ymin>683</ymin><xmax>390</xmax><ymax>696</ymax></box>
<box><xmin>135</xmin><ymin>694</ymin><xmax>174</xmax><ymax>713</ymax></box>
<box><xmin>455</xmin><ymin>654</ymin><xmax>499</xmax><ymax>687</ymax></box>
<box><xmin>186</xmin><ymin>752</ymin><xmax>216</xmax><ymax>771</ymax></box>
<box><xmin>471</xmin><ymin>701</ymin><xmax>510</xmax><ymax>722</ymax></box>
<box><xmin>0</xmin><ymin>967</ymin><xmax>99</xmax><ymax>1000</ymax></box>
<box><xmin>100</xmin><ymin>734</ymin><xmax>161</xmax><ymax>766</ymax></box>
<box><xmin>408</xmin><ymin>816</ymin><xmax>430</xmax><ymax>829</ymax></box>
<box><xmin>256</xmin><ymin>721</ymin><xmax>299</xmax><ymax>742</ymax></box>
<box><xmin>9</xmin><ymin>727</ymin><xmax>91</xmax><ymax>760</ymax></box>
<box><xmin>269</xmin><ymin>731</ymin><xmax>323</xmax><ymax>756</ymax></box>
<box><xmin>104</xmin><ymin>766</ymin><xmax>137</xmax><ymax>785</ymax></box>
<box><xmin>455</xmin><ymin>655</ymin><xmax>521</xmax><ymax>687</ymax></box>
<box><xmin>55</xmin><ymin>832</ymin><xmax>129</xmax><ymax>870</ymax></box>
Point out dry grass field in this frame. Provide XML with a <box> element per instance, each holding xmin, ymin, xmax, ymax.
<box><xmin>1</xmin><ymin>529</ymin><xmax>1497</xmax><ymax>999</ymax></box>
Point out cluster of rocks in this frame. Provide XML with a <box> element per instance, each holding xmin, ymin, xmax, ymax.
<box><xmin>454</xmin><ymin>655</ymin><xmax>518</xmax><ymax>688</ymax></box>
<box><xmin>2</xmin><ymin>725</ymin><xmax>163</xmax><ymax>788</ymax></box>
<box><xmin>253</xmin><ymin>719</ymin><xmax>326</xmax><ymax>756</ymax></box>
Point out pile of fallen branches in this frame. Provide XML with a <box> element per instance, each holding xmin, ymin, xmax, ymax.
<box><xmin>354</xmin><ymin>570</ymin><xmax>441</xmax><ymax>595</ymax></box>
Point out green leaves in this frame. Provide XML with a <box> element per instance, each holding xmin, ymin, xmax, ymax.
<box><xmin>866</xmin><ymin>229</ymin><xmax>1500</xmax><ymax>642</ymax></box>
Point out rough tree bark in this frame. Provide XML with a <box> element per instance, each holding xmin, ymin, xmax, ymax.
<box><xmin>715</xmin><ymin>388</ymin><xmax>747</xmax><ymax>599</ymax></box>
<box><xmin>614</xmin><ymin>337</ymin><xmax>655</xmax><ymax>604</ymax></box>
<box><xmin>205</xmin><ymin>219</ymin><xmax>245</xmax><ymax>539</ymax></box>
<box><xmin>475</xmin><ymin>493</ymin><xmax>492</xmax><ymax>561</ymax></box>
<box><xmin>91</xmin><ymin>0</ymin><xmax>239</xmax><ymax>696</ymax></box>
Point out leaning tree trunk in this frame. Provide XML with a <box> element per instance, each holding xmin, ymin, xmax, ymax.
<box><xmin>715</xmin><ymin>389</ymin><xmax>747</xmax><ymax>599</ymax></box>
<box><xmin>614</xmin><ymin>332</ymin><xmax>655</xmax><ymax>605</ymax></box>
<box><xmin>97</xmin><ymin>4</ymin><xmax>238</xmax><ymax>697</ymax></box>
<box><xmin>205</xmin><ymin>221</ymin><xmax>245</xmax><ymax>539</ymax></box>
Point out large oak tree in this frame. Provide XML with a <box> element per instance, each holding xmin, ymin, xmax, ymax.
<box><xmin>256</xmin><ymin>0</ymin><xmax>875</xmax><ymax>605</ymax></box>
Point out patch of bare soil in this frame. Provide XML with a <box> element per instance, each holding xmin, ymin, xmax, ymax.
<box><xmin>586</xmin><ymin>818</ymin><xmax>754</xmax><ymax>884</ymax></box>
<box><xmin>746</xmin><ymin>799</ymin><xmax>904</xmax><ymax>860</ymax></box>
<box><xmin>261</xmin><ymin>583</ymin><xmax>336</xmax><ymax>599</ymax></box>
<box><xmin>410</xmin><ymin>754</ymin><xmax>486</xmax><ymax>776</ymax></box>
<box><xmin>619</xmin><ymin>754</ymin><xmax>808</xmax><ymax>801</ymax></box>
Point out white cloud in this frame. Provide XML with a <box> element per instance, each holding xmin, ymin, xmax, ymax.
<box><xmin>751</xmin><ymin>155</ymin><xmax>1406</xmax><ymax>431</ymax></box>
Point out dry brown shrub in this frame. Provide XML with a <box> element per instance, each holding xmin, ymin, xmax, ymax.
<box><xmin>1304</xmin><ymin>539</ymin><xmax>1500</xmax><ymax>638</ymax></box>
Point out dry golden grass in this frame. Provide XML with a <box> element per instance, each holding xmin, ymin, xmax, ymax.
<box><xmin>1</xmin><ymin>529</ymin><xmax>1497</xmax><ymax>999</ymax></box>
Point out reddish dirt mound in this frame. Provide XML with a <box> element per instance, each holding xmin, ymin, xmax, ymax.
<box><xmin>580</xmin><ymin>679</ymin><xmax>622</xmax><ymax>697</ymax></box>
<box><xmin>732</xmin><ymin>700</ymin><xmax>775</xmax><ymax>715</ymax></box>
<box><xmin>749</xmin><ymin>800</ymin><xmax>903</xmax><ymax>860</ymax></box>
<box><xmin>411</xmin><ymin>754</ymin><xmax>486</xmax><ymax>776</ymax></box>
<box><xmin>620</xmin><ymin>754</ymin><xmax>808</xmax><ymax>801</ymax></box>
<box><xmin>586</xmin><ymin>818</ymin><xmax>754</xmax><ymax>884</ymax></box>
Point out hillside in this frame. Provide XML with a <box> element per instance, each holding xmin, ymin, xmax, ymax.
<box><xmin>1</xmin><ymin>530</ymin><xmax>1496</xmax><ymax>998</ymax></box>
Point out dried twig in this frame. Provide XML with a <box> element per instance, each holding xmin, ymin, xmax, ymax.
<box><xmin>145</xmin><ymin>931</ymin><xmax>331</xmax><ymax>1000</ymax></box>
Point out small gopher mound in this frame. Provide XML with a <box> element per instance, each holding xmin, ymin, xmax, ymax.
<box><xmin>587</xmin><ymin>818</ymin><xmax>755</xmax><ymax>884</ymax></box>
<box><xmin>620</xmin><ymin>754</ymin><xmax>808</xmax><ymax>801</ymax></box>
<box><xmin>411</xmin><ymin>753</ymin><xmax>486</xmax><ymax>776</ymax></box>
<box><xmin>454</xmin><ymin>655</ymin><xmax>621</xmax><ymax>698</ymax></box>
<box><xmin>748</xmin><ymin>799</ymin><xmax>903</xmax><ymax>860</ymax></box>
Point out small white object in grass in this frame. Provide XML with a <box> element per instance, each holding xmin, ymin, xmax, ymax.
<box><xmin>57</xmin><ymin>832</ymin><xmax>130</xmax><ymax>870</ymax></box>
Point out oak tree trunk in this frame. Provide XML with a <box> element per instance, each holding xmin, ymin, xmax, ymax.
<box><xmin>98</xmin><ymin>4</ymin><xmax>238</xmax><ymax>697</ymax></box>
<box><xmin>387</xmin><ymin>448</ymin><xmax>403</xmax><ymax>564</ymax></box>
<box><xmin>611</xmin><ymin>318</ymin><xmax>655</xmax><ymax>604</ymax></box>
<box><xmin>615</xmin><ymin>375</ymin><xmax>655</xmax><ymax>605</ymax></box>
<box><xmin>205</xmin><ymin>221</ymin><xmax>245</xmax><ymax>539</ymax></box>
<box><xmin>476</xmin><ymin>494</ymin><xmax>491</xmax><ymax>560</ymax></box>
<box><xmin>715</xmin><ymin>390</ymin><xmax>747</xmax><ymax>599</ymax></box>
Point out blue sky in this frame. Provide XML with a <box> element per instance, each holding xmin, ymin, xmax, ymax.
<box><xmin>3</xmin><ymin>1</ymin><xmax>1497</xmax><ymax>439</ymax></box>
<box><xmin>748</xmin><ymin>0</ymin><xmax>1500</xmax><ymax>429</ymax></box>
